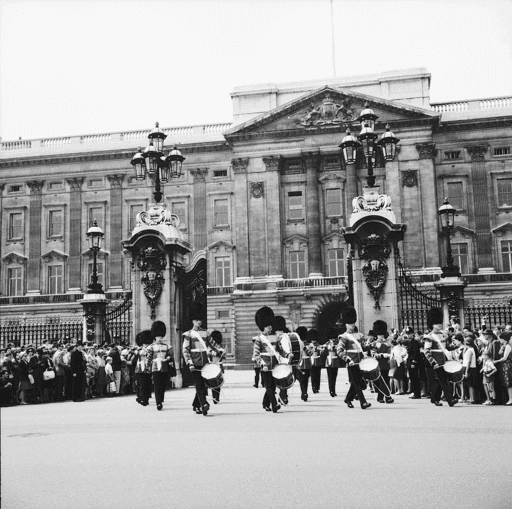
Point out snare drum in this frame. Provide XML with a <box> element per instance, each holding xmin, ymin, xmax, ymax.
<box><xmin>443</xmin><ymin>360</ymin><xmax>464</xmax><ymax>384</ymax></box>
<box><xmin>359</xmin><ymin>357</ymin><xmax>380</xmax><ymax>382</ymax></box>
<box><xmin>201</xmin><ymin>363</ymin><xmax>224</xmax><ymax>389</ymax></box>
<box><xmin>272</xmin><ymin>364</ymin><xmax>295</xmax><ymax>390</ymax></box>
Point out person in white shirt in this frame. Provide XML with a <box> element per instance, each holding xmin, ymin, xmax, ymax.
<box><xmin>462</xmin><ymin>335</ymin><xmax>479</xmax><ymax>404</ymax></box>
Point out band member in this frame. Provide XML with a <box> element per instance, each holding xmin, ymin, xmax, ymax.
<box><xmin>252</xmin><ymin>306</ymin><xmax>285</xmax><ymax>413</ymax></box>
<box><xmin>308</xmin><ymin>328</ymin><xmax>323</xmax><ymax>394</ymax></box>
<box><xmin>370</xmin><ymin>320</ymin><xmax>394</xmax><ymax>404</ymax></box>
<box><xmin>403</xmin><ymin>326</ymin><xmax>422</xmax><ymax>399</ymax></box>
<box><xmin>147</xmin><ymin>321</ymin><xmax>173</xmax><ymax>411</ymax></box>
<box><xmin>295</xmin><ymin>326</ymin><xmax>312</xmax><ymax>402</ymax></box>
<box><xmin>208</xmin><ymin>330</ymin><xmax>224</xmax><ymax>404</ymax></box>
<box><xmin>424</xmin><ymin>307</ymin><xmax>457</xmax><ymax>407</ymax></box>
<box><xmin>324</xmin><ymin>326</ymin><xmax>341</xmax><ymax>397</ymax></box>
<box><xmin>134</xmin><ymin>330</ymin><xmax>154</xmax><ymax>406</ymax></box>
<box><xmin>252</xmin><ymin>337</ymin><xmax>263</xmax><ymax>388</ymax></box>
<box><xmin>271</xmin><ymin>315</ymin><xmax>295</xmax><ymax>406</ymax></box>
<box><xmin>183</xmin><ymin>302</ymin><xmax>225</xmax><ymax>416</ymax></box>
<box><xmin>336</xmin><ymin>307</ymin><xmax>371</xmax><ymax>410</ymax></box>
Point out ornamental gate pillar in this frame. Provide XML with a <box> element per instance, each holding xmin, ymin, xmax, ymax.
<box><xmin>122</xmin><ymin>203</ymin><xmax>192</xmax><ymax>388</ymax></box>
<box><xmin>343</xmin><ymin>185</ymin><xmax>406</xmax><ymax>334</ymax></box>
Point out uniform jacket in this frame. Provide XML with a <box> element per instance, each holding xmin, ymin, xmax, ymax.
<box><xmin>424</xmin><ymin>333</ymin><xmax>448</xmax><ymax>368</ymax></box>
<box><xmin>183</xmin><ymin>329</ymin><xmax>223</xmax><ymax>369</ymax></box>
<box><xmin>406</xmin><ymin>339</ymin><xmax>422</xmax><ymax>368</ymax></box>
<box><xmin>372</xmin><ymin>340</ymin><xmax>391</xmax><ymax>370</ymax></box>
<box><xmin>252</xmin><ymin>333</ymin><xmax>288</xmax><ymax>369</ymax></box>
<box><xmin>147</xmin><ymin>340</ymin><xmax>173</xmax><ymax>373</ymax></box>
<box><xmin>336</xmin><ymin>332</ymin><xmax>365</xmax><ymax>364</ymax></box>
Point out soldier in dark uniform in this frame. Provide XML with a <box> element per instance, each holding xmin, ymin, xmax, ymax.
<box><xmin>371</xmin><ymin>320</ymin><xmax>394</xmax><ymax>404</ymax></box>
<box><xmin>403</xmin><ymin>326</ymin><xmax>422</xmax><ymax>399</ymax></box>
<box><xmin>295</xmin><ymin>326</ymin><xmax>312</xmax><ymax>402</ymax></box>
<box><xmin>324</xmin><ymin>326</ymin><xmax>342</xmax><ymax>397</ymax></box>
<box><xmin>308</xmin><ymin>328</ymin><xmax>323</xmax><ymax>394</ymax></box>
<box><xmin>70</xmin><ymin>341</ymin><xmax>86</xmax><ymax>402</ymax></box>
<box><xmin>134</xmin><ymin>330</ymin><xmax>154</xmax><ymax>406</ymax></box>
<box><xmin>147</xmin><ymin>321</ymin><xmax>173</xmax><ymax>411</ymax></box>
<box><xmin>336</xmin><ymin>306</ymin><xmax>371</xmax><ymax>410</ymax></box>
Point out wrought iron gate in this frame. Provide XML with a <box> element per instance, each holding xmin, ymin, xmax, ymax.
<box><xmin>105</xmin><ymin>292</ymin><xmax>133</xmax><ymax>344</ymax></box>
<box><xmin>464</xmin><ymin>298</ymin><xmax>512</xmax><ymax>330</ymax></box>
<box><xmin>398</xmin><ymin>260</ymin><xmax>443</xmax><ymax>332</ymax></box>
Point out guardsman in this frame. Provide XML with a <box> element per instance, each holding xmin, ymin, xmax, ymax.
<box><xmin>371</xmin><ymin>320</ymin><xmax>394</xmax><ymax>404</ymax></box>
<box><xmin>271</xmin><ymin>315</ymin><xmax>295</xmax><ymax>406</ymax></box>
<box><xmin>147</xmin><ymin>321</ymin><xmax>173</xmax><ymax>411</ymax></box>
<box><xmin>324</xmin><ymin>326</ymin><xmax>341</xmax><ymax>397</ymax></box>
<box><xmin>308</xmin><ymin>328</ymin><xmax>323</xmax><ymax>394</ymax></box>
<box><xmin>295</xmin><ymin>326</ymin><xmax>312</xmax><ymax>402</ymax></box>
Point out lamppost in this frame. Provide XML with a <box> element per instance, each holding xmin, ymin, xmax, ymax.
<box><xmin>86</xmin><ymin>220</ymin><xmax>105</xmax><ymax>294</ymax></box>
<box><xmin>130</xmin><ymin>122</ymin><xmax>185</xmax><ymax>203</ymax></box>
<box><xmin>339</xmin><ymin>104</ymin><xmax>399</xmax><ymax>187</ymax></box>
<box><xmin>438</xmin><ymin>198</ymin><xmax>460</xmax><ymax>277</ymax></box>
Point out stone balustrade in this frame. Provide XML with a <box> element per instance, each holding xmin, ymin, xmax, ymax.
<box><xmin>431</xmin><ymin>96</ymin><xmax>512</xmax><ymax>113</ymax></box>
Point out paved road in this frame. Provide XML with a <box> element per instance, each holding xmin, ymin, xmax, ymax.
<box><xmin>2</xmin><ymin>370</ymin><xmax>511</xmax><ymax>509</ymax></box>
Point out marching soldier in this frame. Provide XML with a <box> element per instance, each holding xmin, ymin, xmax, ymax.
<box><xmin>370</xmin><ymin>320</ymin><xmax>394</xmax><ymax>404</ymax></box>
<box><xmin>147</xmin><ymin>321</ymin><xmax>173</xmax><ymax>411</ymax></box>
<box><xmin>308</xmin><ymin>328</ymin><xmax>323</xmax><ymax>394</ymax></box>
<box><xmin>324</xmin><ymin>326</ymin><xmax>341</xmax><ymax>397</ymax></box>
<box><xmin>295</xmin><ymin>326</ymin><xmax>312</xmax><ymax>402</ymax></box>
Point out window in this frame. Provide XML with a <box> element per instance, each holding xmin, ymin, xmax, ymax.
<box><xmin>215</xmin><ymin>257</ymin><xmax>231</xmax><ymax>286</ymax></box>
<box><xmin>288</xmin><ymin>191</ymin><xmax>303</xmax><ymax>220</ymax></box>
<box><xmin>8</xmin><ymin>185</ymin><xmax>22</xmax><ymax>193</ymax></box>
<box><xmin>48</xmin><ymin>210</ymin><xmax>63</xmax><ymax>237</ymax></box>
<box><xmin>326</xmin><ymin>188</ymin><xmax>342</xmax><ymax>217</ymax></box>
<box><xmin>502</xmin><ymin>241</ymin><xmax>512</xmax><ymax>273</ymax></box>
<box><xmin>444</xmin><ymin>151</ymin><xmax>461</xmax><ymax>160</ymax></box>
<box><xmin>497</xmin><ymin>179</ymin><xmax>512</xmax><ymax>207</ymax></box>
<box><xmin>290</xmin><ymin>251</ymin><xmax>306</xmax><ymax>279</ymax></box>
<box><xmin>7</xmin><ymin>267</ymin><xmax>23</xmax><ymax>296</ymax></box>
<box><xmin>8</xmin><ymin>213</ymin><xmax>23</xmax><ymax>239</ymax></box>
<box><xmin>214</xmin><ymin>199</ymin><xmax>229</xmax><ymax>227</ymax></box>
<box><xmin>328</xmin><ymin>248</ymin><xmax>345</xmax><ymax>277</ymax></box>
<box><xmin>452</xmin><ymin>243</ymin><xmax>469</xmax><ymax>274</ymax></box>
<box><xmin>494</xmin><ymin>147</ymin><xmax>511</xmax><ymax>156</ymax></box>
<box><xmin>446</xmin><ymin>182</ymin><xmax>464</xmax><ymax>210</ymax></box>
<box><xmin>217</xmin><ymin>309</ymin><xmax>230</xmax><ymax>319</ymax></box>
<box><xmin>48</xmin><ymin>265</ymin><xmax>63</xmax><ymax>294</ymax></box>
<box><xmin>171</xmin><ymin>202</ymin><xmax>186</xmax><ymax>227</ymax></box>
<box><xmin>88</xmin><ymin>207</ymin><xmax>103</xmax><ymax>227</ymax></box>
<box><xmin>88</xmin><ymin>262</ymin><xmax>104</xmax><ymax>287</ymax></box>
<box><xmin>213</xmin><ymin>170</ymin><xmax>228</xmax><ymax>178</ymax></box>
<box><xmin>129</xmin><ymin>204</ymin><xmax>144</xmax><ymax>231</ymax></box>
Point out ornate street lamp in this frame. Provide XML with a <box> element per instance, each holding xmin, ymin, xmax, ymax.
<box><xmin>130</xmin><ymin>122</ymin><xmax>186</xmax><ymax>203</ymax></box>
<box><xmin>86</xmin><ymin>220</ymin><xmax>105</xmax><ymax>294</ymax></box>
<box><xmin>339</xmin><ymin>104</ymin><xmax>399</xmax><ymax>187</ymax></box>
<box><xmin>438</xmin><ymin>198</ymin><xmax>460</xmax><ymax>277</ymax></box>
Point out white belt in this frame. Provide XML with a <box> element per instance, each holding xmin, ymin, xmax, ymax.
<box><xmin>191</xmin><ymin>349</ymin><xmax>206</xmax><ymax>352</ymax></box>
<box><xmin>346</xmin><ymin>350</ymin><xmax>362</xmax><ymax>353</ymax></box>
<box><xmin>260</xmin><ymin>353</ymin><xmax>273</xmax><ymax>356</ymax></box>
<box><xmin>430</xmin><ymin>349</ymin><xmax>443</xmax><ymax>352</ymax></box>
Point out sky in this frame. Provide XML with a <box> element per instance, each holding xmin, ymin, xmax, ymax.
<box><xmin>1</xmin><ymin>0</ymin><xmax>511</xmax><ymax>141</ymax></box>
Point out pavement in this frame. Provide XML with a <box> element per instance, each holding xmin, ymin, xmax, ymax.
<box><xmin>2</xmin><ymin>370</ymin><xmax>512</xmax><ymax>509</ymax></box>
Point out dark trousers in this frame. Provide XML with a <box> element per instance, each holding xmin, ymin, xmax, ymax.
<box><xmin>211</xmin><ymin>387</ymin><xmax>220</xmax><ymax>401</ymax></box>
<box><xmin>408</xmin><ymin>365</ymin><xmax>422</xmax><ymax>397</ymax></box>
<box><xmin>431</xmin><ymin>366</ymin><xmax>454</xmax><ymax>405</ymax></box>
<box><xmin>191</xmin><ymin>369</ymin><xmax>208</xmax><ymax>409</ymax></box>
<box><xmin>152</xmin><ymin>371</ymin><xmax>168</xmax><ymax>405</ymax></box>
<box><xmin>140</xmin><ymin>373</ymin><xmax>152</xmax><ymax>403</ymax></box>
<box><xmin>54</xmin><ymin>375</ymin><xmax>65</xmax><ymax>400</ymax></box>
<box><xmin>311</xmin><ymin>367</ymin><xmax>321</xmax><ymax>392</ymax></box>
<box><xmin>345</xmin><ymin>365</ymin><xmax>368</xmax><ymax>407</ymax></box>
<box><xmin>425</xmin><ymin>366</ymin><xmax>435</xmax><ymax>395</ymax></box>
<box><xmin>72</xmin><ymin>373</ymin><xmax>85</xmax><ymax>401</ymax></box>
<box><xmin>254</xmin><ymin>368</ymin><xmax>263</xmax><ymax>387</ymax></box>
<box><xmin>261</xmin><ymin>370</ymin><xmax>278</xmax><ymax>410</ymax></box>
<box><xmin>296</xmin><ymin>368</ymin><xmax>310</xmax><ymax>397</ymax></box>
<box><xmin>326</xmin><ymin>368</ymin><xmax>338</xmax><ymax>394</ymax></box>
<box><xmin>65</xmin><ymin>370</ymin><xmax>73</xmax><ymax>400</ymax></box>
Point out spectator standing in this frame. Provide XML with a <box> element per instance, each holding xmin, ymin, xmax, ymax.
<box><xmin>70</xmin><ymin>342</ymin><xmax>86</xmax><ymax>402</ymax></box>
<box><xmin>52</xmin><ymin>344</ymin><xmax>66</xmax><ymax>401</ymax></box>
<box><xmin>494</xmin><ymin>332</ymin><xmax>512</xmax><ymax>405</ymax></box>
<box><xmin>481</xmin><ymin>351</ymin><xmax>497</xmax><ymax>405</ymax></box>
<box><xmin>41</xmin><ymin>350</ymin><xmax>55</xmax><ymax>403</ymax></box>
<box><xmin>462</xmin><ymin>335</ymin><xmax>479</xmax><ymax>404</ymax></box>
<box><xmin>95</xmin><ymin>350</ymin><xmax>108</xmax><ymax>397</ymax></box>
<box><xmin>109</xmin><ymin>344</ymin><xmax>122</xmax><ymax>396</ymax></box>
<box><xmin>18</xmin><ymin>352</ymin><xmax>32</xmax><ymax>405</ymax></box>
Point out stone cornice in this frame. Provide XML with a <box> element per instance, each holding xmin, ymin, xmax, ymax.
<box><xmin>436</xmin><ymin>116</ymin><xmax>512</xmax><ymax>134</ymax></box>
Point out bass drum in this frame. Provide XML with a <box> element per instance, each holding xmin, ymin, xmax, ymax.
<box><xmin>359</xmin><ymin>357</ymin><xmax>380</xmax><ymax>382</ymax></box>
<box><xmin>272</xmin><ymin>364</ymin><xmax>295</xmax><ymax>390</ymax></box>
<box><xmin>443</xmin><ymin>360</ymin><xmax>464</xmax><ymax>384</ymax></box>
<box><xmin>288</xmin><ymin>332</ymin><xmax>303</xmax><ymax>366</ymax></box>
<box><xmin>201</xmin><ymin>363</ymin><xmax>224</xmax><ymax>389</ymax></box>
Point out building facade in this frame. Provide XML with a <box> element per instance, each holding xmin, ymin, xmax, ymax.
<box><xmin>1</xmin><ymin>68</ymin><xmax>512</xmax><ymax>365</ymax></box>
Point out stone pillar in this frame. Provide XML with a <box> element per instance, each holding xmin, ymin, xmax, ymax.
<box><xmin>303</xmin><ymin>151</ymin><xmax>322</xmax><ymax>277</ymax></box>
<box><xmin>190</xmin><ymin>168</ymin><xmax>208</xmax><ymax>251</ymax></box>
<box><xmin>248</xmin><ymin>180</ymin><xmax>267</xmax><ymax>277</ymax></box>
<box><xmin>81</xmin><ymin>295</ymin><xmax>108</xmax><ymax>345</ymax></box>
<box><xmin>66</xmin><ymin>178</ymin><xmax>84</xmax><ymax>291</ymax></box>
<box><xmin>106</xmin><ymin>175</ymin><xmax>124</xmax><ymax>289</ymax></box>
<box><xmin>435</xmin><ymin>277</ymin><xmax>467</xmax><ymax>328</ymax></box>
<box><xmin>400</xmin><ymin>170</ymin><xmax>424</xmax><ymax>268</ymax></box>
<box><xmin>466</xmin><ymin>145</ymin><xmax>492</xmax><ymax>269</ymax></box>
<box><xmin>232</xmin><ymin>158</ymin><xmax>250</xmax><ymax>278</ymax></box>
<box><xmin>263</xmin><ymin>156</ymin><xmax>283</xmax><ymax>277</ymax></box>
<box><xmin>345</xmin><ymin>161</ymin><xmax>358</xmax><ymax>218</ymax></box>
<box><xmin>415</xmin><ymin>143</ymin><xmax>440</xmax><ymax>267</ymax></box>
<box><xmin>26</xmin><ymin>181</ymin><xmax>44</xmax><ymax>295</ymax></box>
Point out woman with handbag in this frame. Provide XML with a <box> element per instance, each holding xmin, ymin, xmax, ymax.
<box><xmin>41</xmin><ymin>351</ymin><xmax>56</xmax><ymax>402</ymax></box>
<box><xmin>105</xmin><ymin>357</ymin><xmax>115</xmax><ymax>396</ymax></box>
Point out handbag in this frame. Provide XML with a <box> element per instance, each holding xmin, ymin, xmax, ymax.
<box><xmin>28</xmin><ymin>374</ymin><xmax>34</xmax><ymax>384</ymax></box>
<box><xmin>109</xmin><ymin>381</ymin><xmax>117</xmax><ymax>393</ymax></box>
<box><xmin>43</xmin><ymin>369</ymin><xmax>55</xmax><ymax>381</ymax></box>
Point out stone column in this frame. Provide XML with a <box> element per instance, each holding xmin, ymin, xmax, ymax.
<box><xmin>303</xmin><ymin>151</ymin><xmax>322</xmax><ymax>276</ymax></box>
<box><xmin>435</xmin><ymin>278</ymin><xmax>467</xmax><ymax>328</ymax></box>
<box><xmin>66</xmin><ymin>178</ymin><xmax>84</xmax><ymax>292</ymax></box>
<box><xmin>26</xmin><ymin>181</ymin><xmax>44</xmax><ymax>295</ymax></box>
<box><xmin>400</xmin><ymin>170</ymin><xmax>423</xmax><ymax>267</ymax></box>
<box><xmin>107</xmin><ymin>174</ymin><xmax>124</xmax><ymax>290</ymax></box>
<box><xmin>263</xmin><ymin>156</ymin><xmax>282</xmax><ymax>277</ymax></box>
<box><xmin>345</xmin><ymin>161</ymin><xmax>358</xmax><ymax>218</ymax></box>
<box><xmin>232</xmin><ymin>158</ymin><xmax>250</xmax><ymax>278</ymax></box>
<box><xmin>190</xmin><ymin>168</ymin><xmax>208</xmax><ymax>251</ymax></box>
<box><xmin>466</xmin><ymin>145</ymin><xmax>492</xmax><ymax>268</ymax></box>
<box><xmin>415</xmin><ymin>143</ymin><xmax>439</xmax><ymax>267</ymax></box>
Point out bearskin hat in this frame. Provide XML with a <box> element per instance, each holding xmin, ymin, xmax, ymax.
<box><xmin>306</xmin><ymin>328</ymin><xmax>319</xmax><ymax>342</ymax></box>
<box><xmin>189</xmin><ymin>301</ymin><xmax>205</xmax><ymax>323</ymax></box>
<box><xmin>151</xmin><ymin>321</ymin><xmax>166</xmax><ymax>338</ymax></box>
<box><xmin>427</xmin><ymin>307</ymin><xmax>444</xmax><ymax>328</ymax></box>
<box><xmin>272</xmin><ymin>316</ymin><xmax>287</xmax><ymax>334</ymax></box>
<box><xmin>372</xmin><ymin>320</ymin><xmax>388</xmax><ymax>337</ymax></box>
<box><xmin>325</xmin><ymin>326</ymin><xmax>339</xmax><ymax>341</ymax></box>
<box><xmin>295</xmin><ymin>326</ymin><xmax>308</xmax><ymax>341</ymax></box>
<box><xmin>255</xmin><ymin>306</ymin><xmax>274</xmax><ymax>332</ymax></box>
<box><xmin>341</xmin><ymin>306</ymin><xmax>357</xmax><ymax>325</ymax></box>
<box><xmin>210</xmin><ymin>330</ymin><xmax>223</xmax><ymax>345</ymax></box>
<box><xmin>141</xmin><ymin>330</ymin><xmax>154</xmax><ymax>345</ymax></box>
